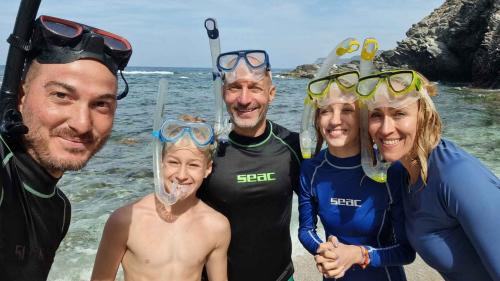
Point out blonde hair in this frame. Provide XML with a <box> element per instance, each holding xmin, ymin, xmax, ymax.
<box><xmin>313</xmin><ymin>107</ymin><xmax>324</xmax><ymax>155</ymax></box>
<box><xmin>163</xmin><ymin>115</ymin><xmax>217</xmax><ymax>162</ymax></box>
<box><xmin>408</xmin><ymin>80</ymin><xmax>442</xmax><ymax>184</ymax></box>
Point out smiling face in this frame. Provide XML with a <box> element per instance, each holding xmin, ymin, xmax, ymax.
<box><xmin>162</xmin><ymin>139</ymin><xmax>212</xmax><ymax>201</ymax></box>
<box><xmin>367</xmin><ymin>101</ymin><xmax>419</xmax><ymax>164</ymax></box>
<box><xmin>223</xmin><ymin>72</ymin><xmax>275</xmax><ymax>137</ymax></box>
<box><xmin>19</xmin><ymin>59</ymin><xmax>118</xmax><ymax>178</ymax></box>
<box><xmin>316</xmin><ymin>102</ymin><xmax>360</xmax><ymax>157</ymax></box>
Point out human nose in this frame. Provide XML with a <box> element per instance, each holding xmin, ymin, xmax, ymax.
<box><xmin>175</xmin><ymin>164</ymin><xmax>189</xmax><ymax>183</ymax></box>
<box><xmin>329</xmin><ymin>109</ymin><xmax>342</xmax><ymax>126</ymax></box>
<box><xmin>236</xmin><ymin>87</ymin><xmax>252</xmax><ymax>105</ymax></box>
<box><xmin>379</xmin><ymin>115</ymin><xmax>396</xmax><ymax>136</ymax></box>
<box><xmin>68</xmin><ymin>104</ymin><xmax>92</xmax><ymax>134</ymax></box>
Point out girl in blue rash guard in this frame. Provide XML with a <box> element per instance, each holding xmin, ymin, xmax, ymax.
<box><xmin>359</xmin><ymin>69</ymin><xmax>500</xmax><ymax>281</ymax></box>
<box><xmin>298</xmin><ymin>73</ymin><xmax>415</xmax><ymax>281</ymax></box>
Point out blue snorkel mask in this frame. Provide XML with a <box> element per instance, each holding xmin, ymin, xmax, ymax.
<box><xmin>152</xmin><ymin>120</ymin><xmax>215</xmax><ymax>148</ymax></box>
<box><xmin>217</xmin><ymin>50</ymin><xmax>271</xmax><ymax>83</ymax></box>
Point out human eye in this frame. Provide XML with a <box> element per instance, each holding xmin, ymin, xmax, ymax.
<box><xmin>93</xmin><ymin>99</ymin><xmax>116</xmax><ymax>114</ymax></box>
<box><xmin>369</xmin><ymin>110</ymin><xmax>383</xmax><ymax>119</ymax></box>
<box><xmin>249</xmin><ymin>84</ymin><xmax>264</xmax><ymax>93</ymax></box>
<box><xmin>49</xmin><ymin>91</ymin><xmax>71</xmax><ymax>103</ymax></box>
<box><xmin>394</xmin><ymin>110</ymin><xmax>407</xmax><ymax>119</ymax></box>
<box><xmin>226</xmin><ymin>83</ymin><xmax>242</xmax><ymax>92</ymax></box>
<box><xmin>342</xmin><ymin>106</ymin><xmax>355</xmax><ymax>113</ymax></box>
<box><xmin>319</xmin><ymin>108</ymin><xmax>331</xmax><ymax>115</ymax></box>
<box><xmin>165</xmin><ymin>158</ymin><xmax>180</xmax><ymax>166</ymax></box>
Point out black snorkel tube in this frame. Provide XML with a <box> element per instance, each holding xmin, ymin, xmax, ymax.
<box><xmin>0</xmin><ymin>0</ymin><xmax>42</xmax><ymax>138</ymax></box>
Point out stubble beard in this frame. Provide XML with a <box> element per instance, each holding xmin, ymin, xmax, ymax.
<box><xmin>230</xmin><ymin>103</ymin><xmax>269</xmax><ymax>132</ymax></box>
<box><xmin>22</xmin><ymin>111</ymin><xmax>109</xmax><ymax>176</ymax></box>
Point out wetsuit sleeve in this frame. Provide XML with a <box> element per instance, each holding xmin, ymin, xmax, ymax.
<box><xmin>298</xmin><ymin>162</ymin><xmax>323</xmax><ymax>255</ymax></box>
<box><xmin>441</xmin><ymin>160</ymin><xmax>500</xmax><ymax>279</ymax></box>
<box><xmin>368</xmin><ymin>166</ymin><xmax>416</xmax><ymax>267</ymax></box>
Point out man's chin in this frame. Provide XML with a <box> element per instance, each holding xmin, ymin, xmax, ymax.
<box><xmin>42</xmin><ymin>152</ymin><xmax>92</xmax><ymax>173</ymax></box>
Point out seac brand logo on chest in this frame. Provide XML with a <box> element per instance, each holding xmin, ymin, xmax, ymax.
<box><xmin>330</xmin><ymin>198</ymin><xmax>362</xmax><ymax>207</ymax></box>
<box><xmin>236</xmin><ymin>172</ymin><xmax>276</xmax><ymax>183</ymax></box>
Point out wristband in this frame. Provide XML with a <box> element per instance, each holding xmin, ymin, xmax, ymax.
<box><xmin>358</xmin><ymin>246</ymin><xmax>370</xmax><ymax>269</ymax></box>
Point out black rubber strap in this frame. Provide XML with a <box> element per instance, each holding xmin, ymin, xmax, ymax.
<box><xmin>7</xmin><ymin>34</ymin><xmax>31</xmax><ymax>52</ymax></box>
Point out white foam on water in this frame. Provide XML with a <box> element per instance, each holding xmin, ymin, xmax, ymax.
<box><xmin>123</xmin><ymin>70</ymin><xmax>174</xmax><ymax>75</ymax></box>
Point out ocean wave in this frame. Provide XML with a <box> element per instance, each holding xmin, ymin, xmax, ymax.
<box><xmin>273</xmin><ymin>74</ymin><xmax>291</xmax><ymax>79</ymax></box>
<box><xmin>123</xmin><ymin>70</ymin><xmax>174</xmax><ymax>75</ymax></box>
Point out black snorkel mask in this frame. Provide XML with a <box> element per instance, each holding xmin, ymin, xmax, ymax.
<box><xmin>30</xmin><ymin>15</ymin><xmax>133</xmax><ymax>99</ymax></box>
<box><xmin>0</xmin><ymin>9</ymin><xmax>133</xmax><ymax>138</ymax></box>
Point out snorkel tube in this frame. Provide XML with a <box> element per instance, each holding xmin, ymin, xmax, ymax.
<box><xmin>300</xmin><ymin>38</ymin><xmax>359</xmax><ymax>159</ymax></box>
<box><xmin>152</xmin><ymin>79</ymin><xmax>179</xmax><ymax>206</ymax></box>
<box><xmin>359</xmin><ymin>38</ymin><xmax>390</xmax><ymax>183</ymax></box>
<box><xmin>0</xmin><ymin>0</ymin><xmax>41</xmax><ymax>138</ymax></box>
<box><xmin>204</xmin><ymin>18</ymin><xmax>230</xmax><ymax>142</ymax></box>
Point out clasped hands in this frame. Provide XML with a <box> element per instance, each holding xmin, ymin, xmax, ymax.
<box><xmin>314</xmin><ymin>236</ymin><xmax>365</xmax><ymax>279</ymax></box>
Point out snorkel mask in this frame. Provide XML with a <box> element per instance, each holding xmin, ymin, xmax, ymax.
<box><xmin>217</xmin><ymin>50</ymin><xmax>271</xmax><ymax>84</ymax></box>
<box><xmin>29</xmin><ymin>15</ymin><xmax>133</xmax><ymax>99</ymax></box>
<box><xmin>152</xmin><ymin>79</ymin><xmax>215</xmax><ymax>206</ymax></box>
<box><xmin>300</xmin><ymin>38</ymin><xmax>360</xmax><ymax>159</ymax></box>
<box><xmin>357</xmin><ymin>70</ymin><xmax>425</xmax><ymax>110</ymax></box>
<box><xmin>308</xmin><ymin>71</ymin><xmax>360</xmax><ymax>107</ymax></box>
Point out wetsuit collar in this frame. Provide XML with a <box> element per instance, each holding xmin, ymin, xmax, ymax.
<box><xmin>325</xmin><ymin>150</ymin><xmax>361</xmax><ymax>168</ymax></box>
<box><xmin>13</xmin><ymin>142</ymin><xmax>59</xmax><ymax>197</ymax></box>
<box><xmin>228</xmin><ymin>120</ymin><xmax>271</xmax><ymax>146</ymax></box>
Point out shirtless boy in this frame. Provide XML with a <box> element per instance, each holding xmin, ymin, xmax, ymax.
<box><xmin>91</xmin><ymin>116</ymin><xmax>230</xmax><ymax>281</ymax></box>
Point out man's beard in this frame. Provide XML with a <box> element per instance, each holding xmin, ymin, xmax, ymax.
<box><xmin>229</xmin><ymin>103</ymin><xmax>269</xmax><ymax>130</ymax></box>
<box><xmin>22</xmin><ymin>113</ymin><xmax>108</xmax><ymax>175</ymax></box>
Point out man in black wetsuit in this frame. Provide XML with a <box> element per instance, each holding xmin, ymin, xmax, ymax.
<box><xmin>0</xmin><ymin>15</ymin><xmax>132</xmax><ymax>280</ymax></box>
<box><xmin>199</xmin><ymin>50</ymin><xmax>302</xmax><ymax>281</ymax></box>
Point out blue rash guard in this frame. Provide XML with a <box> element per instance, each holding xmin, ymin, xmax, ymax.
<box><xmin>397</xmin><ymin>139</ymin><xmax>500</xmax><ymax>281</ymax></box>
<box><xmin>298</xmin><ymin>149</ymin><xmax>415</xmax><ymax>281</ymax></box>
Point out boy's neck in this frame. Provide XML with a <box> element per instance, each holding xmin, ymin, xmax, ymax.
<box><xmin>155</xmin><ymin>194</ymin><xmax>200</xmax><ymax>222</ymax></box>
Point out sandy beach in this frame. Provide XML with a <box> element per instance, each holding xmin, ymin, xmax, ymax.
<box><xmin>293</xmin><ymin>254</ymin><xmax>444</xmax><ymax>281</ymax></box>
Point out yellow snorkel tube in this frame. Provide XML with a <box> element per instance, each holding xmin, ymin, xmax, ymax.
<box><xmin>300</xmin><ymin>38</ymin><xmax>359</xmax><ymax>159</ymax></box>
<box><xmin>359</xmin><ymin>38</ymin><xmax>390</xmax><ymax>182</ymax></box>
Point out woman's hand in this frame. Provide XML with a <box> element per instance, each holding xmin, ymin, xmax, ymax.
<box><xmin>314</xmin><ymin>236</ymin><xmax>365</xmax><ymax>279</ymax></box>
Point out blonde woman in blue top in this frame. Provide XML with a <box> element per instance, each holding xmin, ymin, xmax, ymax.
<box><xmin>357</xmin><ymin>69</ymin><xmax>500</xmax><ymax>281</ymax></box>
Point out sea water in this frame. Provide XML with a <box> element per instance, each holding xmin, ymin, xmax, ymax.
<box><xmin>1</xmin><ymin>67</ymin><xmax>498</xmax><ymax>280</ymax></box>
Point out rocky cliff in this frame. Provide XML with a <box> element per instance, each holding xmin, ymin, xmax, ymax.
<box><xmin>285</xmin><ymin>0</ymin><xmax>499</xmax><ymax>88</ymax></box>
<box><xmin>380</xmin><ymin>0</ymin><xmax>499</xmax><ymax>88</ymax></box>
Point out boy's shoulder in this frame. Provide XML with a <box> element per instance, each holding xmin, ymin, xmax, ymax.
<box><xmin>107</xmin><ymin>194</ymin><xmax>156</xmax><ymax>226</ymax></box>
<box><xmin>192</xmin><ymin>201</ymin><xmax>230</xmax><ymax>231</ymax></box>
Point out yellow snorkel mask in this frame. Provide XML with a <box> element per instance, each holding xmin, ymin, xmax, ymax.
<box><xmin>357</xmin><ymin>70</ymin><xmax>425</xmax><ymax>110</ymax></box>
<box><xmin>300</xmin><ymin>38</ymin><xmax>360</xmax><ymax>159</ymax></box>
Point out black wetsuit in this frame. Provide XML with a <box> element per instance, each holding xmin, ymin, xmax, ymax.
<box><xmin>199</xmin><ymin>120</ymin><xmax>302</xmax><ymax>281</ymax></box>
<box><xmin>0</xmin><ymin>135</ymin><xmax>71</xmax><ymax>281</ymax></box>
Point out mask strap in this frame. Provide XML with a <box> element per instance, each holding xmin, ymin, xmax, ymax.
<box><xmin>116</xmin><ymin>69</ymin><xmax>129</xmax><ymax>100</ymax></box>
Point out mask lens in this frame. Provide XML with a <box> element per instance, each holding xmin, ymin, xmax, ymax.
<box><xmin>357</xmin><ymin>77</ymin><xmax>379</xmax><ymax>97</ymax></box>
<box><xmin>245</xmin><ymin>52</ymin><xmax>266</xmax><ymax>68</ymax></box>
<box><xmin>162</xmin><ymin>123</ymin><xmax>186</xmax><ymax>141</ymax></box>
<box><xmin>218</xmin><ymin>54</ymin><xmax>240</xmax><ymax>71</ymax></box>
<box><xmin>190</xmin><ymin>125</ymin><xmax>214</xmax><ymax>146</ymax></box>
<box><xmin>309</xmin><ymin>79</ymin><xmax>329</xmax><ymax>96</ymax></box>
<box><xmin>94</xmin><ymin>29</ymin><xmax>131</xmax><ymax>51</ymax></box>
<box><xmin>389</xmin><ymin>72</ymin><xmax>413</xmax><ymax>92</ymax></box>
<box><xmin>42</xmin><ymin>19</ymin><xmax>80</xmax><ymax>38</ymax></box>
<box><xmin>337</xmin><ymin>72</ymin><xmax>359</xmax><ymax>88</ymax></box>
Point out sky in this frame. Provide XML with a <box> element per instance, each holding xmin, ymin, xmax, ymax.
<box><xmin>0</xmin><ymin>0</ymin><xmax>444</xmax><ymax>69</ymax></box>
